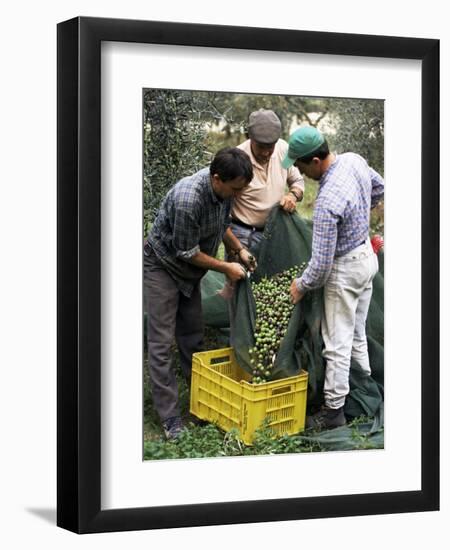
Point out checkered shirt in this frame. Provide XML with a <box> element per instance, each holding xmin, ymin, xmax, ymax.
<box><xmin>298</xmin><ymin>153</ymin><xmax>384</xmax><ymax>292</ymax></box>
<box><xmin>147</xmin><ymin>168</ymin><xmax>231</xmax><ymax>297</ymax></box>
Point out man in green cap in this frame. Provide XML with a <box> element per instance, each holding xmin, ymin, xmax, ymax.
<box><xmin>283</xmin><ymin>126</ymin><xmax>384</xmax><ymax>430</ymax></box>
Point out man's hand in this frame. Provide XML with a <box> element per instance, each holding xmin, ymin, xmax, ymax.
<box><xmin>225</xmin><ymin>262</ymin><xmax>247</xmax><ymax>282</ymax></box>
<box><xmin>290</xmin><ymin>278</ymin><xmax>305</xmax><ymax>304</ymax></box>
<box><xmin>279</xmin><ymin>192</ymin><xmax>298</xmax><ymax>213</ymax></box>
<box><xmin>239</xmin><ymin>248</ymin><xmax>258</xmax><ymax>272</ymax></box>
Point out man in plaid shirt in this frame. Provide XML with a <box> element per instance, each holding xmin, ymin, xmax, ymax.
<box><xmin>144</xmin><ymin>147</ymin><xmax>255</xmax><ymax>439</ymax></box>
<box><xmin>283</xmin><ymin>126</ymin><xmax>384</xmax><ymax>429</ymax></box>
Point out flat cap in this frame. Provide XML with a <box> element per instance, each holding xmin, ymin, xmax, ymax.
<box><xmin>248</xmin><ymin>109</ymin><xmax>281</xmax><ymax>144</ymax></box>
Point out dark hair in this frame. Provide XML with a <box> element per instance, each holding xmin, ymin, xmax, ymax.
<box><xmin>298</xmin><ymin>140</ymin><xmax>330</xmax><ymax>164</ymax></box>
<box><xmin>210</xmin><ymin>147</ymin><xmax>253</xmax><ymax>183</ymax></box>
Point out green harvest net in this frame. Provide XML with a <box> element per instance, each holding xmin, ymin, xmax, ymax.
<box><xmin>201</xmin><ymin>207</ymin><xmax>384</xmax><ymax>448</ymax></box>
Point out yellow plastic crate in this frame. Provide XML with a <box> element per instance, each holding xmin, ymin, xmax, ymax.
<box><xmin>190</xmin><ymin>347</ymin><xmax>308</xmax><ymax>445</ymax></box>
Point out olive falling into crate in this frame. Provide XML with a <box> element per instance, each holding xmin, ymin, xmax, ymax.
<box><xmin>249</xmin><ymin>263</ymin><xmax>306</xmax><ymax>383</ymax></box>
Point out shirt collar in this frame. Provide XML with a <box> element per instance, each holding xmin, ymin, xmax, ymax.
<box><xmin>319</xmin><ymin>153</ymin><xmax>339</xmax><ymax>186</ymax></box>
<box><xmin>204</xmin><ymin>171</ymin><xmax>222</xmax><ymax>204</ymax></box>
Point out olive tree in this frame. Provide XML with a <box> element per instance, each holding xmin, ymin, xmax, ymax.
<box><xmin>143</xmin><ymin>89</ymin><xmax>210</xmax><ymax>234</ymax></box>
<box><xmin>326</xmin><ymin>99</ymin><xmax>384</xmax><ymax>176</ymax></box>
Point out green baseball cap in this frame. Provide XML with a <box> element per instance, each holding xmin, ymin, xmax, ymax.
<box><xmin>282</xmin><ymin>126</ymin><xmax>325</xmax><ymax>169</ymax></box>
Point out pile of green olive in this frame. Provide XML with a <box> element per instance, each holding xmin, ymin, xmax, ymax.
<box><xmin>249</xmin><ymin>263</ymin><xmax>306</xmax><ymax>384</ymax></box>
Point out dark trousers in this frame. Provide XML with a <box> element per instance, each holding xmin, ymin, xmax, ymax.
<box><xmin>144</xmin><ymin>250</ymin><xmax>203</xmax><ymax>422</ymax></box>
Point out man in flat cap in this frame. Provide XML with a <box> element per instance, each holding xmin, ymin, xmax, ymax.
<box><xmin>229</xmin><ymin>109</ymin><xmax>305</xmax><ymax>255</ymax></box>
<box><xmin>220</xmin><ymin>109</ymin><xmax>305</xmax><ymax>342</ymax></box>
<box><xmin>284</xmin><ymin>126</ymin><xmax>384</xmax><ymax>430</ymax></box>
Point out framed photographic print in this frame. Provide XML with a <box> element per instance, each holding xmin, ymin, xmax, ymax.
<box><xmin>57</xmin><ymin>16</ymin><xmax>439</xmax><ymax>533</ymax></box>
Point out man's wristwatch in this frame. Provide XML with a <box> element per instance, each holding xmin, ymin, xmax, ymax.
<box><xmin>288</xmin><ymin>190</ymin><xmax>302</xmax><ymax>202</ymax></box>
<box><xmin>230</xmin><ymin>246</ymin><xmax>244</xmax><ymax>257</ymax></box>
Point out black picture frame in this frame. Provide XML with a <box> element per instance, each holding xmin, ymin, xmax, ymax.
<box><xmin>57</xmin><ymin>16</ymin><xmax>439</xmax><ymax>534</ymax></box>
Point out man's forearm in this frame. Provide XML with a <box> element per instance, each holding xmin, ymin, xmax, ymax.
<box><xmin>188</xmin><ymin>250</ymin><xmax>247</xmax><ymax>283</ymax></box>
<box><xmin>222</xmin><ymin>226</ymin><xmax>244</xmax><ymax>253</ymax></box>
<box><xmin>188</xmin><ymin>250</ymin><xmax>229</xmax><ymax>274</ymax></box>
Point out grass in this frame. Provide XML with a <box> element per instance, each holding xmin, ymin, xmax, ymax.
<box><xmin>143</xmin><ymin>421</ymin><xmax>327</xmax><ymax>460</ymax></box>
<box><xmin>296</xmin><ymin>178</ymin><xmax>317</xmax><ymax>220</ymax></box>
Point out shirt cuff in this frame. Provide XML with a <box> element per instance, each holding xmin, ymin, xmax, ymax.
<box><xmin>289</xmin><ymin>180</ymin><xmax>305</xmax><ymax>192</ymax></box>
<box><xmin>296</xmin><ymin>278</ymin><xmax>308</xmax><ymax>294</ymax></box>
<box><xmin>176</xmin><ymin>244</ymin><xmax>200</xmax><ymax>260</ymax></box>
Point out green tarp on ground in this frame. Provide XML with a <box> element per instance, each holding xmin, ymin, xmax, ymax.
<box><xmin>201</xmin><ymin>207</ymin><xmax>384</xmax><ymax>448</ymax></box>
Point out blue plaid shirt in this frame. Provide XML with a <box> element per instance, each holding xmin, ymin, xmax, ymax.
<box><xmin>298</xmin><ymin>153</ymin><xmax>384</xmax><ymax>292</ymax></box>
<box><xmin>147</xmin><ymin>168</ymin><xmax>231</xmax><ymax>297</ymax></box>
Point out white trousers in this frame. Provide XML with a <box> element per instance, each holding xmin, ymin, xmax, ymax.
<box><xmin>321</xmin><ymin>240</ymin><xmax>379</xmax><ymax>409</ymax></box>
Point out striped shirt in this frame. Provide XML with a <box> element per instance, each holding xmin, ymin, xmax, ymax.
<box><xmin>298</xmin><ymin>153</ymin><xmax>384</xmax><ymax>292</ymax></box>
<box><xmin>147</xmin><ymin>168</ymin><xmax>231</xmax><ymax>297</ymax></box>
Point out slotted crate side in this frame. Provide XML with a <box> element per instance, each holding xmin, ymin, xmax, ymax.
<box><xmin>241</xmin><ymin>383</ymin><xmax>307</xmax><ymax>442</ymax></box>
<box><xmin>240</xmin><ymin>373</ymin><xmax>308</xmax><ymax>402</ymax></box>
<box><xmin>190</xmin><ymin>350</ymin><xmax>244</xmax><ymax>432</ymax></box>
<box><xmin>196</xmin><ymin>380</ymin><xmax>241</xmax><ymax>429</ymax></box>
